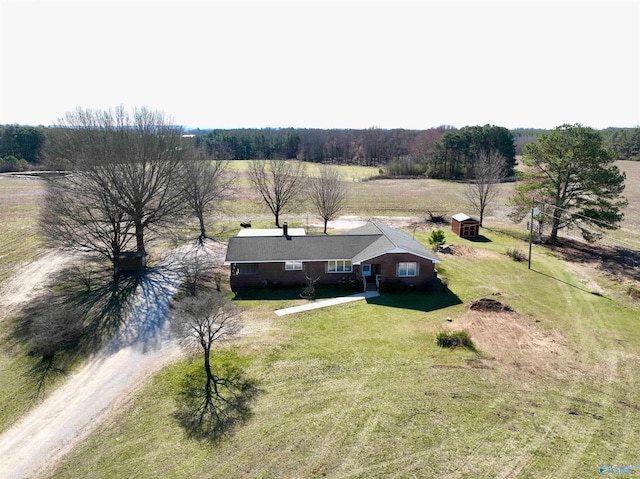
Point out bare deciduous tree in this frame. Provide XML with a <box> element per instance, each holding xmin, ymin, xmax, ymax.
<box><xmin>176</xmin><ymin>246</ymin><xmax>218</xmax><ymax>297</ymax></box>
<box><xmin>30</xmin><ymin>303</ymin><xmax>83</xmax><ymax>360</ymax></box>
<box><xmin>179</xmin><ymin>148</ymin><xmax>234</xmax><ymax>240</ymax></box>
<box><xmin>41</xmin><ymin>173</ymin><xmax>135</xmax><ymax>279</ymax></box>
<box><xmin>47</xmin><ymin>105</ymin><xmax>186</xmax><ymax>264</ymax></box>
<box><xmin>465</xmin><ymin>149</ymin><xmax>506</xmax><ymax>226</ymax></box>
<box><xmin>173</xmin><ymin>292</ymin><xmax>241</xmax><ymax>385</ymax></box>
<box><xmin>173</xmin><ymin>292</ymin><xmax>254</xmax><ymax>438</ymax></box>
<box><xmin>308</xmin><ymin>165</ymin><xmax>347</xmax><ymax>234</ymax></box>
<box><xmin>247</xmin><ymin>159</ymin><xmax>307</xmax><ymax>227</ymax></box>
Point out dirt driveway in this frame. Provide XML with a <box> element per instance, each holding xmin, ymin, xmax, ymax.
<box><xmin>0</xmin><ymin>241</ymin><xmax>227</xmax><ymax>479</ymax></box>
<box><xmin>0</xmin><ymin>251</ymin><xmax>73</xmax><ymax>323</ymax></box>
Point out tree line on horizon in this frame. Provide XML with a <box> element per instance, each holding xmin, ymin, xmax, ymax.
<box><xmin>1</xmin><ymin>123</ymin><xmax>639</xmax><ymax>176</ymax></box>
<box><xmin>195</xmin><ymin>124</ymin><xmax>521</xmax><ymax>179</ymax></box>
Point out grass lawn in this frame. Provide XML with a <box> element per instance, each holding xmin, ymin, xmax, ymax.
<box><xmin>0</xmin><ymin>176</ymin><xmax>52</xmax><ymax>432</ymax></box>
<box><xmin>47</xmin><ymin>230</ymin><xmax>640</xmax><ymax>479</ymax></box>
<box><xmin>2</xmin><ymin>162</ymin><xmax>640</xmax><ymax>477</ymax></box>
<box><xmin>0</xmin><ymin>176</ymin><xmax>45</xmax><ymax>284</ymax></box>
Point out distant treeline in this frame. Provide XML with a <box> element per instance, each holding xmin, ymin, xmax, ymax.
<box><xmin>0</xmin><ymin>125</ymin><xmax>46</xmax><ymax>172</ymax></box>
<box><xmin>192</xmin><ymin>127</ymin><xmax>422</xmax><ymax>165</ymax></box>
<box><xmin>191</xmin><ymin>124</ymin><xmax>518</xmax><ymax>179</ymax></box>
<box><xmin>510</xmin><ymin>127</ymin><xmax>640</xmax><ymax>162</ymax></box>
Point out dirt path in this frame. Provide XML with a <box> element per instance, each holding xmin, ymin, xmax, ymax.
<box><xmin>0</xmin><ymin>251</ymin><xmax>73</xmax><ymax>322</ymax></box>
<box><xmin>0</xmin><ymin>340</ymin><xmax>183</xmax><ymax>479</ymax></box>
<box><xmin>0</xmin><ymin>241</ymin><xmax>227</xmax><ymax>479</ymax></box>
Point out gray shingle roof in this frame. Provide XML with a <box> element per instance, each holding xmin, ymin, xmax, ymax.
<box><xmin>224</xmin><ymin>222</ymin><xmax>440</xmax><ymax>264</ymax></box>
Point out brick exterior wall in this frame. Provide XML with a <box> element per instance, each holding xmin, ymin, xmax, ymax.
<box><xmin>371</xmin><ymin>253</ymin><xmax>436</xmax><ymax>290</ymax></box>
<box><xmin>229</xmin><ymin>253</ymin><xmax>437</xmax><ymax>291</ymax></box>
<box><xmin>230</xmin><ymin>261</ymin><xmax>360</xmax><ymax>290</ymax></box>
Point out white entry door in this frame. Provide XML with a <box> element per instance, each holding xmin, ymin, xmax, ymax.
<box><xmin>362</xmin><ymin>264</ymin><xmax>371</xmax><ymax>277</ymax></box>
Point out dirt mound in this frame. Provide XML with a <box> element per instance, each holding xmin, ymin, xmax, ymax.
<box><xmin>468</xmin><ymin>298</ymin><xmax>515</xmax><ymax>312</ymax></box>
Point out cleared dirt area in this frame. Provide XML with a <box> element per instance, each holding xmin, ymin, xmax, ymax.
<box><xmin>449</xmin><ymin>299</ymin><xmax>569</xmax><ymax>375</ymax></box>
<box><xmin>0</xmin><ymin>251</ymin><xmax>73</xmax><ymax>322</ymax></box>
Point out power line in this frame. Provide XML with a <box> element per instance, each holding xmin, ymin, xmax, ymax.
<box><xmin>533</xmin><ymin>200</ymin><xmax>633</xmax><ymax>232</ymax></box>
<box><xmin>527</xmin><ymin>199</ymin><xmax>640</xmax><ymax>269</ymax></box>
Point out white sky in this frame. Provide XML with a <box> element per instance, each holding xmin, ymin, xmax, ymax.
<box><xmin>1</xmin><ymin>0</ymin><xmax>639</xmax><ymax>130</ymax></box>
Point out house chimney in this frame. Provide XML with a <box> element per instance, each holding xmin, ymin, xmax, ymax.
<box><xmin>283</xmin><ymin>221</ymin><xmax>288</xmax><ymax>237</ymax></box>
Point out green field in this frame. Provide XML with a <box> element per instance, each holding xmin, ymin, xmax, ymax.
<box><xmin>46</xmin><ymin>231</ymin><xmax>640</xmax><ymax>478</ymax></box>
<box><xmin>222</xmin><ymin>160</ymin><xmax>640</xmax><ymax>242</ymax></box>
<box><xmin>1</xmin><ymin>162</ymin><xmax>639</xmax><ymax>478</ymax></box>
<box><xmin>0</xmin><ymin>176</ymin><xmax>45</xmax><ymax>283</ymax></box>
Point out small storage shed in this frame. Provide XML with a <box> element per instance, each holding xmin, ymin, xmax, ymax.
<box><xmin>451</xmin><ymin>213</ymin><xmax>480</xmax><ymax>238</ymax></box>
<box><xmin>117</xmin><ymin>252</ymin><xmax>146</xmax><ymax>274</ymax></box>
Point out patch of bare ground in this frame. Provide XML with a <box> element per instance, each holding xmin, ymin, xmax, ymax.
<box><xmin>439</xmin><ymin>244</ymin><xmax>498</xmax><ymax>258</ymax></box>
<box><xmin>320</xmin><ymin>215</ymin><xmax>423</xmax><ymax>231</ymax></box>
<box><xmin>0</xmin><ymin>251</ymin><xmax>75</xmax><ymax>322</ymax></box>
<box><xmin>563</xmin><ymin>261</ymin><xmax>607</xmax><ymax>295</ymax></box>
<box><xmin>449</xmin><ymin>298</ymin><xmax>568</xmax><ymax>375</ymax></box>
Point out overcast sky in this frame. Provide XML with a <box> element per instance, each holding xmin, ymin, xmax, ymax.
<box><xmin>1</xmin><ymin>0</ymin><xmax>638</xmax><ymax>130</ymax></box>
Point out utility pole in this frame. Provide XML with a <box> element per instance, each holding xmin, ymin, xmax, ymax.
<box><xmin>528</xmin><ymin>200</ymin><xmax>539</xmax><ymax>270</ymax></box>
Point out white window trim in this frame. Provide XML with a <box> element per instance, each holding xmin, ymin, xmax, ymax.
<box><xmin>328</xmin><ymin>259</ymin><xmax>352</xmax><ymax>273</ymax></box>
<box><xmin>285</xmin><ymin>261</ymin><xmax>303</xmax><ymax>271</ymax></box>
<box><xmin>398</xmin><ymin>262</ymin><xmax>418</xmax><ymax>277</ymax></box>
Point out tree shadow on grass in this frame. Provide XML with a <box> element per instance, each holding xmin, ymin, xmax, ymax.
<box><xmin>174</xmin><ymin>361</ymin><xmax>259</xmax><ymax>442</ymax></box>
<box><xmin>366</xmin><ymin>287</ymin><xmax>463</xmax><ymax>313</ymax></box>
<box><xmin>9</xmin><ymin>262</ymin><xmax>181</xmax><ymax>397</ymax></box>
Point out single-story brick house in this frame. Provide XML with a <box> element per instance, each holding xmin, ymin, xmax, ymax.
<box><xmin>224</xmin><ymin>222</ymin><xmax>441</xmax><ymax>292</ymax></box>
<box><xmin>451</xmin><ymin>213</ymin><xmax>480</xmax><ymax>238</ymax></box>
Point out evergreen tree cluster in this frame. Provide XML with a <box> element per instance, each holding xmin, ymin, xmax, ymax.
<box><xmin>424</xmin><ymin>125</ymin><xmax>517</xmax><ymax>179</ymax></box>
<box><xmin>602</xmin><ymin>127</ymin><xmax>640</xmax><ymax>161</ymax></box>
<box><xmin>0</xmin><ymin>125</ymin><xmax>46</xmax><ymax>172</ymax></box>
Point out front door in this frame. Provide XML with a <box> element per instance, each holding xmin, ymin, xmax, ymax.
<box><xmin>362</xmin><ymin>264</ymin><xmax>371</xmax><ymax>277</ymax></box>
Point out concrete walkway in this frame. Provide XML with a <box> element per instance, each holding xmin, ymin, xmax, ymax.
<box><xmin>274</xmin><ymin>291</ymin><xmax>380</xmax><ymax>316</ymax></box>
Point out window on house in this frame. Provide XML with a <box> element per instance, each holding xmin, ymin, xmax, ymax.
<box><xmin>236</xmin><ymin>263</ymin><xmax>258</xmax><ymax>275</ymax></box>
<box><xmin>285</xmin><ymin>261</ymin><xmax>303</xmax><ymax>271</ymax></box>
<box><xmin>398</xmin><ymin>262</ymin><xmax>418</xmax><ymax>277</ymax></box>
<box><xmin>328</xmin><ymin>260</ymin><xmax>352</xmax><ymax>273</ymax></box>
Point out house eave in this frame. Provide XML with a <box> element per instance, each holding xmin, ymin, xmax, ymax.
<box><xmin>353</xmin><ymin>250</ymin><xmax>441</xmax><ymax>265</ymax></box>
<box><xmin>224</xmin><ymin>258</ymin><xmax>354</xmax><ymax>265</ymax></box>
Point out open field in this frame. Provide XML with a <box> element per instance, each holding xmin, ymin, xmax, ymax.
<box><xmin>221</xmin><ymin>160</ymin><xmax>640</xmax><ymax>244</ymax></box>
<box><xmin>0</xmin><ymin>161</ymin><xmax>639</xmax><ymax>478</ymax></box>
<box><xmin>0</xmin><ymin>176</ymin><xmax>46</xmax><ymax>284</ymax></box>
<box><xmin>45</xmin><ymin>230</ymin><xmax>640</xmax><ymax>478</ymax></box>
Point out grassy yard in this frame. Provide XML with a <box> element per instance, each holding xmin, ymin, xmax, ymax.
<box><xmin>46</xmin><ymin>230</ymin><xmax>640</xmax><ymax>479</ymax></box>
<box><xmin>0</xmin><ymin>176</ymin><xmax>45</xmax><ymax>284</ymax></box>
<box><xmin>1</xmin><ymin>163</ymin><xmax>639</xmax><ymax>477</ymax></box>
<box><xmin>0</xmin><ymin>176</ymin><xmax>51</xmax><ymax>431</ymax></box>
